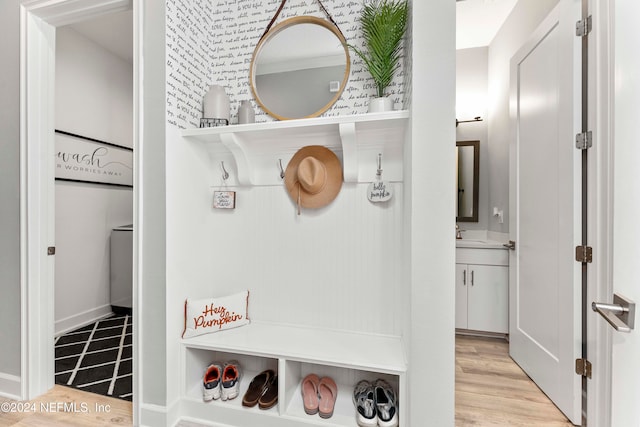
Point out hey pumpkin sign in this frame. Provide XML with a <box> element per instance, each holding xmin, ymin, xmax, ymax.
<box><xmin>182</xmin><ymin>291</ymin><xmax>250</xmax><ymax>338</ymax></box>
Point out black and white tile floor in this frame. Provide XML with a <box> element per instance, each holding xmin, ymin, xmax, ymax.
<box><xmin>54</xmin><ymin>315</ymin><xmax>132</xmax><ymax>401</ymax></box>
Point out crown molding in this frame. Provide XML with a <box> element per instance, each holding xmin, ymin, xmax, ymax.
<box><xmin>20</xmin><ymin>0</ymin><xmax>131</xmax><ymax>26</ymax></box>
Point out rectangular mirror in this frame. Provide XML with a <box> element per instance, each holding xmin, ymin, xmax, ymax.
<box><xmin>456</xmin><ymin>140</ymin><xmax>479</xmax><ymax>222</ymax></box>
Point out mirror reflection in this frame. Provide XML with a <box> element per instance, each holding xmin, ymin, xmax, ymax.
<box><xmin>456</xmin><ymin>140</ymin><xmax>479</xmax><ymax>222</ymax></box>
<box><xmin>250</xmin><ymin>16</ymin><xmax>350</xmax><ymax>120</ymax></box>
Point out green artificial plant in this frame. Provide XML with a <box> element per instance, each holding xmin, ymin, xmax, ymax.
<box><xmin>349</xmin><ymin>0</ymin><xmax>408</xmax><ymax>98</ymax></box>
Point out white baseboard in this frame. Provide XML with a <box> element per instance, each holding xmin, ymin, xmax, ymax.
<box><xmin>167</xmin><ymin>398</ymin><xmax>181</xmax><ymax>427</ymax></box>
<box><xmin>139</xmin><ymin>402</ymin><xmax>167</xmax><ymax>427</ymax></box>
<box><xmin>140</xmin><ymin>398</ymin><xmax>180</xmax><ymax>427</ymax></box>
<box><xmin>55</xmin><ymin>304</ymin><xmax>113</xmax><ymax>336</ymax></box>
<box><xmin>175</xmin><ymin>417</ymin><xmax>235</xmax><ymax>427</ymax></box>
<box><xmin>0</xmin><ymin>372</ymin><xmax>22</xmax><ymax>400</ymax></box>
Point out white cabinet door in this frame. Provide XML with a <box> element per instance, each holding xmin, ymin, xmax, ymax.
<box><xmin>455</xmin><ymin>263</ymin><xmax>468</xmax><ymax>329</ymax></box>
<box><xmin>468</xmin><ymin>265</ymin><xmax>508</xmax><ymax>333</ymax></box>
<box><xmin>456</xmin><ymin>263</ymin><xmax>508</xmax><ymax>333</ymax></box>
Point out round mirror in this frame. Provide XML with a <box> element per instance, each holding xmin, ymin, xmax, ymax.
<box><xmin>249</xmin><ymin>16</ymin><xmax>350</xmax><ymax>120</ymax></box>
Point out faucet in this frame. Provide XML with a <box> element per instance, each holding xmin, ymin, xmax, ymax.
<box><xmin>456</xmin><ymin>224</ymin><xmax>463</xmax><ymax>240</ymax></box>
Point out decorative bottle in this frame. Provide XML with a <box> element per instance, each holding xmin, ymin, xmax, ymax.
<box><xmin>202</xmin><ymin>85</ymin><xmax>230</xmax><ymax>126</ymax></box>
<box><xmin>238</xmin><ymin>100</ymin><xmax>255</xmax><ymax>124</ymax></box>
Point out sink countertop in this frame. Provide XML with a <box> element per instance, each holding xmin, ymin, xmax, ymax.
<box><xmin>455</xmin><ymin>238</ymin><xmax>507</xmax><ymax>249</ymax></box>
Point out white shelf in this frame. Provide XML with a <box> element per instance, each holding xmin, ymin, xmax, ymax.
<box><xmin>181</xmin><ymin>111</ymin><xmax>409</xmax><ymax>186</ymax></box>
<box><xmin>181</xmin><ymin>322</ymin><xmax>406</xmax><ymax>375</ymax></box>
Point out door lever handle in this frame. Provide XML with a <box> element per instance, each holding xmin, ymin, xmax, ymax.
<box><xmin>592</xmin><ymin>293</ymin><xmax>635</xmax><ymax>332</ymax></box>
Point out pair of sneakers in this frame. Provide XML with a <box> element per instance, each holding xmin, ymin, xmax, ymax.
<box><xmin>203</xmin><ymin>360</ymin><xmax>241</xmax><ymax>402</ymax></box>
<box><xmin>352</xmin><ymin>379</ymin><xmax>398</xmax><ymax>427</ymax></box>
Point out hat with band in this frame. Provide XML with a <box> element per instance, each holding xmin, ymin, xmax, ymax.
<box><xmin>284</xmin><ymin>145</ymin><xmax>343</xmax><ymax>213</ymax></box>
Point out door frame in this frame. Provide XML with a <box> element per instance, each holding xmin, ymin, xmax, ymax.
<box><xmin>18</xmin><ymin>0</ymin><xmax>139</xmax><ymax>417</ymax></box>
<box><xmin>586</xmin><ymin>0</ymin><xmax>614</xmax><ymax>425</ymax></box>
<box><xmin>19</xmin><ymin>0</ymin><xmax>615</xmax><ymax>425</ymax></box>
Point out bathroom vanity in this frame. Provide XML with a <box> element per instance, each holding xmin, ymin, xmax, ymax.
<box><xmin>455</xmin><ymin>238</ymin><xmax>508</xmax><ymax>335</ymax></box>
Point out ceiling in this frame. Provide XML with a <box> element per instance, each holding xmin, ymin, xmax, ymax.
<box><xmin>66</xmin><ymin>9</ymin><xmax>133</xmax><ymax>64</ymax></box>
<box><xmin>456</xmin><ymin>0</ymin><xmax>518</xmax><ymax>50</ymax></box>
<box><xmin>64</xmin><ymin>2</ymin><xmax>516</xmax><ymax>64</ymax></box>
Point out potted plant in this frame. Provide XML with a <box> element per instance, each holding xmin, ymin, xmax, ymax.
<box><xmin>349</xmin><ymin>0</ymin><xmax>408</xmax><ymax>112</ymax></box>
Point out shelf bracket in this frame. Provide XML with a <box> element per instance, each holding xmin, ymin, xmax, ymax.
<box><xmin>219</xmin><ymin>132</ymin><xmax>252</xmax><ymax>185</ymax></box>
<box><xmin>338</xmin><ymin>122</ymin><xmax>358</xmax><ymax>183</ymax></box>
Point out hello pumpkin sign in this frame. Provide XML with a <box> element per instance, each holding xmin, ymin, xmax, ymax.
<box><xmin>182</xmin><ymin>290</ymin><xmax>250</xmax><ymax>338</ymax></box>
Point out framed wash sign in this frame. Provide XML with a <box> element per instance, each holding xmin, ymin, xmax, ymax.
<box><xmin>55</xmin><ymin>130</ymin><xmax>133</xmax><ymax>187</ymax></box>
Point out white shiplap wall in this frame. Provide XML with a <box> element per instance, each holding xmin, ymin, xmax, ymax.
<box><xmin>166</xmin><ymin>123</ymin><xmax>404</xmax><ymax>338</ymax></box>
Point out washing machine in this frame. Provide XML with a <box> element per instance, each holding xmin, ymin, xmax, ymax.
<box><xmin>110</xmin><ymin>224</ymin><xmax>133</xmax><ymax>314</ymax></box>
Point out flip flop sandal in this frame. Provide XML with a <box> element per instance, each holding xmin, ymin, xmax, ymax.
<box><xmin>301</xmin><ymin>373</ymin><xmax>320</xmax><ymax>415</ymax></box>
<box><xmin>318</xmin><ymin>376</ymin><xmax>338</xmax><ymax>419</ymax></box>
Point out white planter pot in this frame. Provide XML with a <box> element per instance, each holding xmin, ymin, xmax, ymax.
<box><xmin>368</xmin><ymin>96</ymin><xmax>394</xmax><ymax>113</ymax></box>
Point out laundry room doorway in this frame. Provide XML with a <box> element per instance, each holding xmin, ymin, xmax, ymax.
<box><xmin>19</xmin><ymin>1</ymin><xmax>139</xmax><ymax>416</ymax></box>
<box><xmin>53</xmin><ymin>8</ymin><xmax>134</xmax><ymax>403</ymax></box>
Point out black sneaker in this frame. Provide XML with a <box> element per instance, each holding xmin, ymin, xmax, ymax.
<box><xmin>374</xmin><ymin>379</ymin><xmax>398</xmax><ymax>427</ymax></box>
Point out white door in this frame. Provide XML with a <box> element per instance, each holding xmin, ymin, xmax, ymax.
<box><xmin>508</xmin><ymin>0</ymin><xmax>582</xmax><ymax>424</ymax></box>
<box><xmin>609</xmin><ymin>0</ymin><xmax>640</xmax><ymax>424</ymax></box>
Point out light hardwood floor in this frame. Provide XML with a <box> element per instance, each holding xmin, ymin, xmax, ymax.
<box><xmin>0</xmin><ymin>336</ymin><xmax>573</xmax><ymax>426</ymax></box>
<box><xmin>456</xmin><ymin>334</ymin><xmax>574</xmax><ymax>426</ymax></box>
<box><xmin>0</xmin><ymin>385</ymin><xmax>131</xmax><ymax>427</ymax></box>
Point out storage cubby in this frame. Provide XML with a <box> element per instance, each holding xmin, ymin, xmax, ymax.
<box><xmin>283</xmin><ymin>360</ymin><xmax>400</xmax><ymax>426</ymax></box>
<box><xmin>180</xmin><ymin>322</ymin><xmax>406</xmax><ymax>426</ymax></box>
<box><xmin>183</xmin><ymin>347</ymin><xmax>279</xmax><ymax>412</ymax></box>
<box><xmin>176</xmin><ymin>112</ymin><xmax>409</xmax><ymax>426</ymax></box>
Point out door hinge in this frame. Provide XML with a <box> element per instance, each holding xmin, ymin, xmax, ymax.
<box><xmin>576</xmin><ymin>16</ymin><xmax>592</xmax><ymax>37</ymax></box>
<box><xmin>576</xmin><ymin>131</ymin><xmax>593</xmax><ymax>150</ymax></box>
<box><xmin>47</xmin><ymin>246</ymin><xmax>56</xmax><ymax>256</ymax></box>
<box><xmin>576</xmin><ymin>358</ymin><xmax>592</xmax><ymax>378</ymax></box>
<box><xmin>575</xmin><ymin>245</ymin><xmax>593</xmax><ymax>263</ymax></box>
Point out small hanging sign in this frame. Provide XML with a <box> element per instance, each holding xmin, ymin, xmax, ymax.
<box><xmin>213</xmin><ymin>161</ymin><xmax>236</xmax><ymax>209</ymax></box>
<box><xmin>367</xmin><ymin>154</ymin><xmax>393</xmax><ymax>203</ymax></box>
<box><xmin>213</xmin><ymin>190</ymin><xmax>236</xmax><ymax>209</ymax></box>
<box><xmin>367</xmin><ymin>180</ymin><xmax>392</xmax><ymax>203</ymax></box>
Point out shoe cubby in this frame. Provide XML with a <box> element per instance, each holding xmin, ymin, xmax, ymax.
<box><xmin>180</xmin><ymin>322</ymin><xmax>406</xmax><ymax>426</ymax></box>
<box><xmin>183</xmin><ymin>347</ymin><xmax>279</xmax><ymax>413</ymax></box>
<box><xmin>283</xmin><ymin>360</ymin><xmax>401</xmax><ymax>426</ymax></box>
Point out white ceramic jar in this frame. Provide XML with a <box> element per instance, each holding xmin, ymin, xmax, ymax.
<box><xmin>238</xmin><ymin>100</ymin><xmax>255</xmax><ymax>124</ymax></box>
<box><xmin>203</xmin><ymin>85</ymin><xmax>230</xmax><ymax>122</ymax></box>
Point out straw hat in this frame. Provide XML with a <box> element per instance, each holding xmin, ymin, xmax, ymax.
<box><xmin>284</xmin><ymin>146</ymin><xmax>343</xmax><ymax>212</ymax></box>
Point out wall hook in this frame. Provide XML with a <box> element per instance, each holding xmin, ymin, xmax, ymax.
<box><xmin>221</xmin><ymin>161</ymin><xmax>229</xmax><ymax>181</ymax></box>
<box><xmin>376</xmin><ymin>153</ymin><xmax>383</xmax><ymax>179</ymax></box>
<box><xmin>278</xmin><ymin>159</ymin><xmax>285</xmax><ymax>180</ymax></box>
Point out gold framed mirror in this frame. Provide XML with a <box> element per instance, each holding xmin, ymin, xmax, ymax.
<box><xmin>249</xmin><ymin>16</ymin><xmax>350</xmax><ymax>120</ymax></box>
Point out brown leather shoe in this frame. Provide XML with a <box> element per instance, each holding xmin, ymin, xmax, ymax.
<box><xmin>241</xmin><ymin>369</ymin><xmax>274</xmax><ymax>407</ymax></box>
<box><xmin>258</xmin><ymin>375</ymin><xmax>278</xmax><ymax>410</ymax></box>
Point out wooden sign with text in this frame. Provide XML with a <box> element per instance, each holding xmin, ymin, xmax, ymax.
<box><xmin>213</xmin><ymin>191</ymin><xmax>236</xmax><ymax>209</ymax></box>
